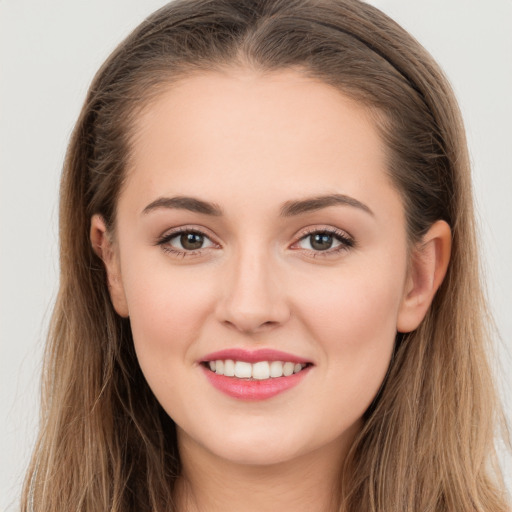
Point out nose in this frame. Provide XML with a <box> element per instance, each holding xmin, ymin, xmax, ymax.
<box><xmin>215</xmin><ymin>247</ymin><xmax>291</xmax><ymax>334</ymax></box>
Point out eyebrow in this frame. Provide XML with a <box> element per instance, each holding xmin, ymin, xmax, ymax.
<box><xmin>280</xmin><ymin>194</ymin><xmax>374</xmax><ymax>217</ymax></box>
<box><xmin>142</xmin><ymin>196</ymin><xmax>223</xmax><ymax>216</ymax></box>
<box><xmin>142</xmin><ymin>193</ymin><xmax>373</xmax><ymax>217</ymax></box>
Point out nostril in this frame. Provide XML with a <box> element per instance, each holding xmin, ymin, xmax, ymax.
<box><xmin>215</xmin><ymin>266</ymin><xmax>291</xmax><ymax>332</ymax></box>
<box><xmin>222</xmin><ymin>318</ymin><xmax>280</xmax><ymax>334</ymax></box>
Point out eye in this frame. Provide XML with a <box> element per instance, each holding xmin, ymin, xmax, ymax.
<box><xmin>299</xmin><ymin>232</ymin><xmax>338</xmax><ymax>251</ymax></box>
<box><xmin>172</xmin><ymin>232</ymin><xmax>212</xmax><ymax>250</ymax></box>
<box><xmin>157</xmin><ymin>228</ymin><xmax>216</xmax><ymax>256</ymax></box>
<box><xmin>293</xmin><ymin>228</ymin><xmax>354</xmax><ymax>254</ymax></box>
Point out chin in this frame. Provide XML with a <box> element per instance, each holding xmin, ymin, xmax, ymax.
<box><xmin>212</xmin><ymin>439</ymin><xmax>305</xmax><ymax>467</ymax></box>
<box><xmin>180</xmin><ymin>418</ymin><xmax>350</xmax><ymax>469</ymax></box>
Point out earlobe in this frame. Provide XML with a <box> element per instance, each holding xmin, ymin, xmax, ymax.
<box><xmin>90</xmin><ymin>215</ymin><xmax>129</xmax><ymax>318</ymax></box>
<box><xmin>396</xmin><ymin>220</ymin><xmax>451</xmax><ymax>333</ymax></box>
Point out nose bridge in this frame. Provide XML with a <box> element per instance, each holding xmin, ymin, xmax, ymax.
<box><xmin>217</xmin><ymin>241</ymin><xmax>289</xmax><ymax>333</ymax></box>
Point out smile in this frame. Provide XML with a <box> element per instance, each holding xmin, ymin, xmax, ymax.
<box><xmin>200</xmin><ymin>349</ymin><xmax>313</xmax><ymax>400</ymax></box>
<box><xmin>205</xmin><ymin>360</ymin><xmax>308</xmax><ymax>380</ymax></box>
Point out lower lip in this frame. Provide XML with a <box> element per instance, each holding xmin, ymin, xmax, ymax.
<box><xmin>201</xmin><ymin>365</ymin><xmax>311</xmax><ymax>401</ymax></box>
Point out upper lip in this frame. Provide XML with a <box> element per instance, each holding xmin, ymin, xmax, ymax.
<box><xmin>201</xmin><ymin>348</ymin><xmax>312</xmax><ymax>365</ymax></box>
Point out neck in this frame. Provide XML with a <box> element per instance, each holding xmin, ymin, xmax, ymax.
<box><xmin>175</xmin><ymin>426</ymin><xmax>358</xmax><ymax>512</ymax></box>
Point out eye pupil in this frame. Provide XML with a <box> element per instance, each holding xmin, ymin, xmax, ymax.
<box><xmin>310</xmin><ymin>233</ymin><xmax>333</xmax><ymax>251</ymax></box>
<box><xmin>180</xmin><ymin>232</ymin><xmax>204</xmax><ymax>250</ymax></box>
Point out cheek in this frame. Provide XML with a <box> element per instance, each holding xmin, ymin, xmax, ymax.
<box><xmin>297</xmin><ymin>256</ymin><xmax>405</xmax><ymax>339</ymax></box>
<box><xmin>292</xmin><ymin>255</ymin><xmax>406</xmax><ymax>398</ymax></box>
<box><xmin>121</xmin><ymin>260</ymin><xmax>218</xmax><ymax>375</ymax></box>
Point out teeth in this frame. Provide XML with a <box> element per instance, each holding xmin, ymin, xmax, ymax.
<box><xmin>283</xmin><ymin>362</ymin><xmax>294</xmax><ymax>376</ymax></box>
<box><xmin>234</xmin><ymin>361</ymin><xmax>252</xmax><ymax>378</ymax></box>
<box><xmin>207</xmin><ymin>360</ymin><xmax>307</xmax><ymax>380</ymax></box>
<box><xmin>252</xmin><ymin>361</ymin><xmax>270</xmax><ymax>380</ymax></box>
<box><xmin>269</xmin><ymin>361</ymin><xmax>284</xmax><ymax>378</ymax></box>
<box><xmin>223</xmin><ymin>359</ymin><xmax>235</xmax><ymax>377</ymax></box>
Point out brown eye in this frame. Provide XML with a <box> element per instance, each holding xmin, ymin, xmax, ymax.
<box><xmin>180</xmin><ymin>232</ymin><xmax>205</xmax><ymax>250</ymax></box>
<box><xmin>310</xmin><ymin>233</ymin><xmax>334</xmax><ymax>251</ymax></box>
<box><xmin>160</xmin><ymin>230</ymin><xmax>215</xmax><ymax>252</ymax></box>
<box><xmin>295</xmin><ymin>229</ymin><xmax>354</xmax><ymax>254</ymax></box>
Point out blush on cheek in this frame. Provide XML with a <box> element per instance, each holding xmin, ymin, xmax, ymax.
<box><xmin>299</xmin><ymin>272</ymin><xmax>401</xmax><ymax>342</ymax></box>
<box><xmin>126</xmin><ymin>271</ymin><xmax>217</xmax><ymax>356</ymax></box>
<box><xmin>296</xmin><ymin>273</ymin><xmax>399</xmax><ymax>398</ymax></box>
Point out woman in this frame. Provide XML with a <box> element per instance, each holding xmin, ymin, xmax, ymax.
<box><xmin>21</xmin><ymin>0</ymin><xmax>510</xmax><ymax>510</ymax></box>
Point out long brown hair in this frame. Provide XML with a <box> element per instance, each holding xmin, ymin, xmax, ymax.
<box><xmin>22</xmin><ymin>0</ymin><xmax>510</xmax><ymax>510</ymax></box>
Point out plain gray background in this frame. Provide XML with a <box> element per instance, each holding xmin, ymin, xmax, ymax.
<box><xmin>1</xmin><ymin>1</ymin><xmax>511</xmax><ymax>510</ymax></box>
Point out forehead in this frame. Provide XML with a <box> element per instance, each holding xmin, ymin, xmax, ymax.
<box><xmin>131</xmin><ymin>67</ymin><xmax>381</xmax><ymax>164</ymax></box>
<box><xmin>121</xmin><ymin>68</ymin><xmax>401</xmax><ymax>221</ymax></box>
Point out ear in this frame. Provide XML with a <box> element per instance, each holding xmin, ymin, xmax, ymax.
<box><xmin>396</xmin><ymin>220</ymin><xmax>451</xmax><ymax>333</ymax></box>
<box><xmin>90</xmin><ymin>214</ymin><xmax>129</xmax><ymax>318</ymax></box>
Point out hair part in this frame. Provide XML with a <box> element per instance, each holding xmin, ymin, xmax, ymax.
<box><xmin>23</xmin><ymin>1</ymin><xmax>509</xmax><ymax>511</ymax></box>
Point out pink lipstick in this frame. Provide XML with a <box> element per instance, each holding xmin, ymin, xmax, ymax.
<box><xmin>200</xmin><ymin>348</ymin><xmax>312</xmax><ymax>401</ymax></box>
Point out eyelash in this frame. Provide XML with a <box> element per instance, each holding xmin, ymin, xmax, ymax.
<box><xmin>155</xmin><ymin>226</ymin><xmax>355</xmax><ymax>259</ymax></box>
<box><xmin>293</xmin><ymin>227</ymin><xmax>355</xmax><ymax>257</ymax></box>
<box><xmin>156</xmin><ymin>227</ymin><xmax>216</xmax><ymax>258</ymax></box>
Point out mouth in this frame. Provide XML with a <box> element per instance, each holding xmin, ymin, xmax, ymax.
<box><xmin>201</xmin><ymin>359</ymin><xmax>311</xmax><ymax>380</ymax></box>
<box><xmin>199</xmin><ymin>349</ymin><xmax>313</xmax><ymax>400</ymax></box>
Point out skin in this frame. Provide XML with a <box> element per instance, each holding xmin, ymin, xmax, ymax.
<box><xmin>91</xmin><ymin>68</ymin><xmax>451</xmax><ymax>512</ymax></box>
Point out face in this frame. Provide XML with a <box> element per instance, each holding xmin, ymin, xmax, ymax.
<box><xmin>98</xmin><ymin>69</ymin><xmax>418</xmax><ymax>467</ymax></box>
